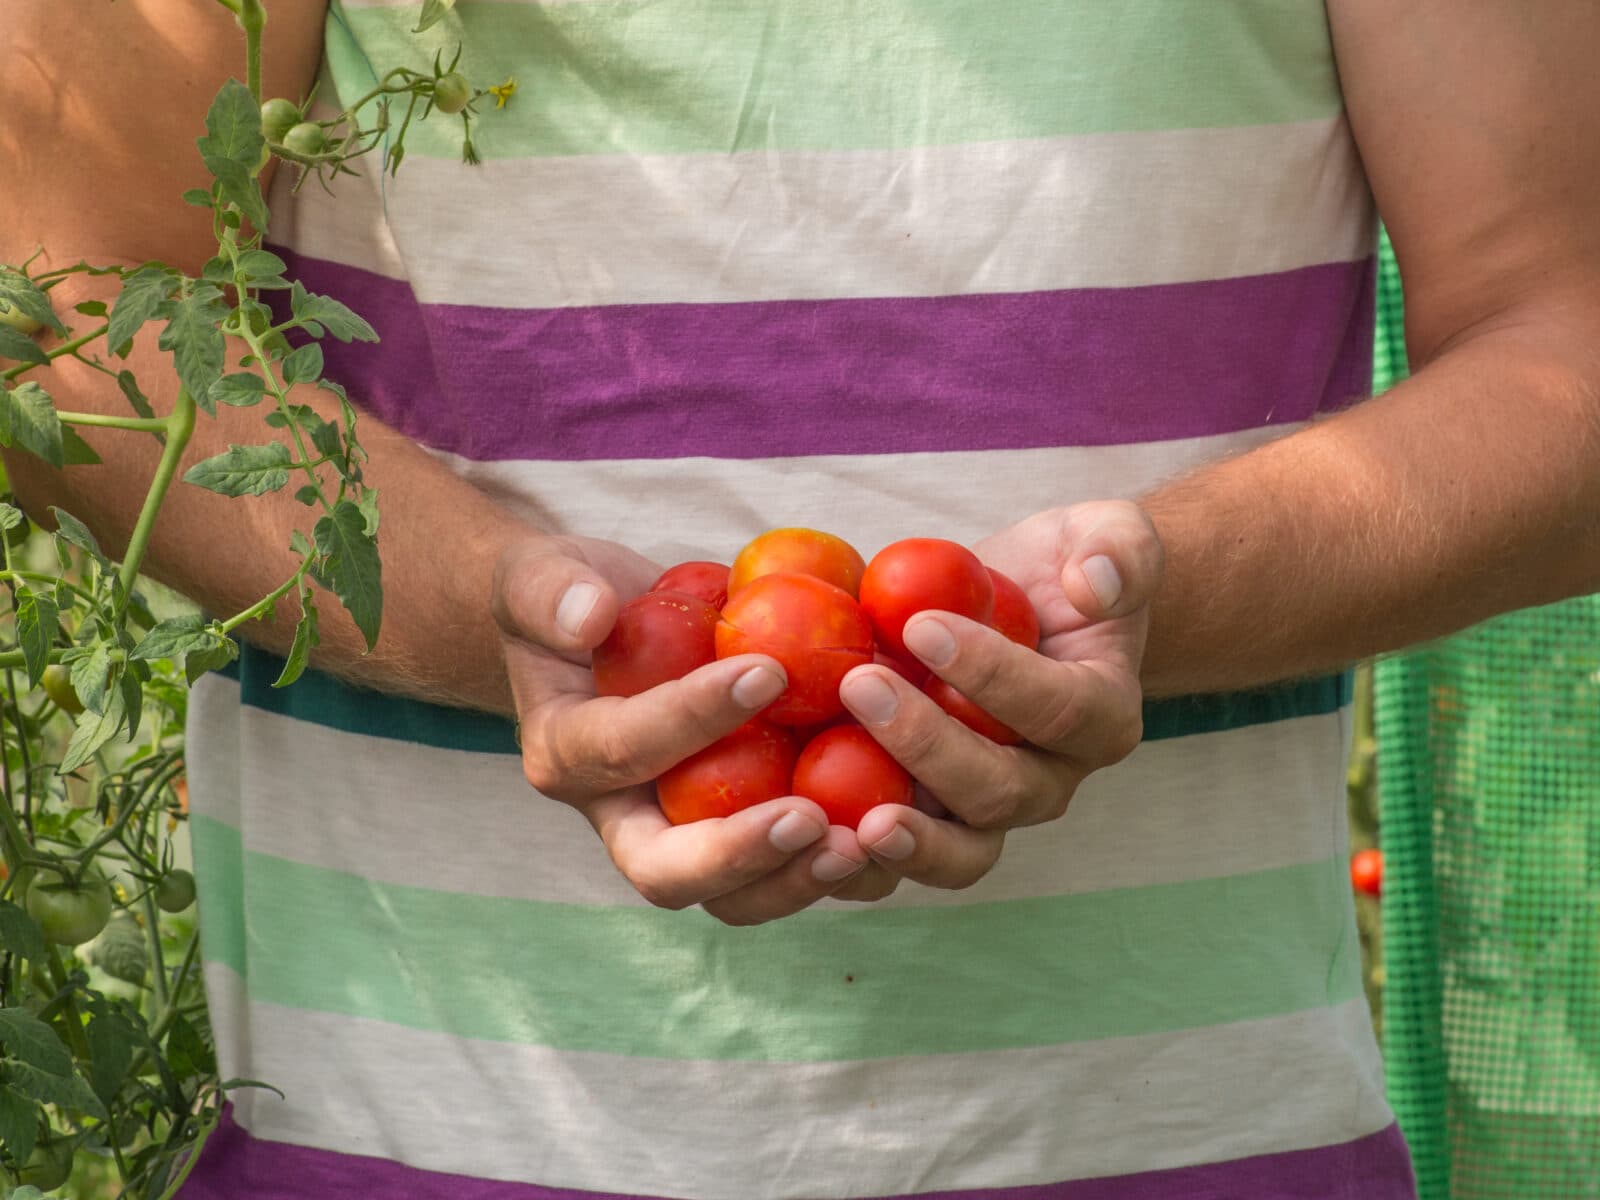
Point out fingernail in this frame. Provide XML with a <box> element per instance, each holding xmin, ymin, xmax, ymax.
<box><xmin>556</xmin><ymin>581</ymin><xmax>601</xmax><ymax>637</ymax></box>
<box><xmin>1081</xmin><ymin>555</ymin><xmax>1122</xmax><ymax>611</ymax></box>
<box><xmin>903</xmin><ymin>617</ymin><xmax>956</xmax><ymax>668</ymax></box>
<box><xmin>841</xmin><ymin>673</ymin><xmax>899</xmax><ymax>726</ymax></box>
<box><xmin>869</xmin><ymin>824</ymin><xmax>915</xmax><ymax>861</ymax></box>
<box><xmin>769</xmin><ymin>811</ymin><xmax>824</xmax><ymax>853</ymax></box>
<box><xmin>812</xmin><ymin>851</ymin><xmax>866</xmax><ymax>882</ymax></box>
<box><xmin>732</xmin><ymin>665</ymin><xmax>786</xmax><ymax>710</ymax></box>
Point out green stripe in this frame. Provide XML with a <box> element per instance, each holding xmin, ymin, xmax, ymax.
<box><xmin>199</xmin><ymin>844</ymin><xmax>1360</xmax><ymax>1060</ymax></box>
<box><xmin>193</xmin><ymin>814</ymin><xmax>247</xmax><ymax>977</ymax></box>
<box><xmin>329</xmin><ymin>0</ymin><xmax>1341</xmax><ymax>159</ymax></box>
<box><xmin>225</xmin><ymin>646</ymin><xmax>1348</xmax><ymax>752</ymax></box>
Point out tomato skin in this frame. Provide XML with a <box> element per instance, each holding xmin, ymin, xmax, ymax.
<box><xmin>986</xmin><ymin>568</ymin><xmax>1041</xmax><ymax>649</ymax></box>
<box><xmin>728</xmin><ymin>528</ymin><xmax>866</xmax><ymax>599</ymax></box>
<box><xmin>874</xmin><ymin>649</ymin><xmax>930</xmax><ymax>689</ymax></box>
<box><xmin>592</xmin><ymin>590</ymin><xmax>719</xmax><ymax>698</ymax></box>
<box><xmin>282</xmin><ymin>122</ymin><xmax>327</xmax><ymax>157</ymax></box>
<box><xmin>154</xmin><ymin>868</ymin><xmax>197</xmax><ymax>913</ymax></box>
<box><xmin>859</xmin><ymin>538</ymin><xmax>995</xmax><ymax>662</ymax></box>
<box><xmin>924</xmin><ymin>677</ymin><xmax>1023</xmax><ymax>745</ymax></box>
<box><xmin>1350</xmin><ymin>848</ymin><xmax>1383</xmax><ymax>898</ymax></box>
<box><xmin>433</xmin><ymin>71</ymin><xmax>474</xmax><ymax>114</ymax></box>
<box><xmin>26</xmin><ymin>871</ymin><xmax>113</xmax><ymax>946</ymax></box>
<box><xmin>657</xmin><ymin>721</ymin><xmax>798</xmax><ymax>824</ymax></box>
<box><xmin>40</xmin><ymin>664</ymin><xmax>84</xmax><ymax>715</ymax></box>
<box><xmin>11</xmin><ymin>1137</ymin><xmax>73</xmax><ymax>1190</ymax></box>
<box><xmin>716</xmin><ymin>573</ymin><xmax>874</xmax><ymax>725</ymax></box>
<box><xmin>651</xmin><ymin>561</ymin><xmax>731</xmax><ymax>609</ymax></box>
<box><xmin>260</xmin><ymin>97</ymin><xmax>302</xmax><ymax>143</ymax></box>
<box><xmin>791</xmin><ymin>724</ymin><xmax>914</xmax><ymax>829</ymax></box>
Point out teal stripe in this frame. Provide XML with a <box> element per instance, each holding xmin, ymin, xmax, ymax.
<box><xmin>203</xmin><ymin>846</ymin><xmax>1360</xmax><ymax>1060</ymax></box>
<box><xmin>193</xmin><ymin>814</ymin><xmax>247</xmax><ymax>978</ymax></box>
<box><xmin>330</xmin><ymin>0</ymin><xmax>1341</xmax><ymax>159</ymax></box>
<box><xmin>226</xmin><ymin>645</ymin><xmax>1348</xmax><ymax>752</ymax></box>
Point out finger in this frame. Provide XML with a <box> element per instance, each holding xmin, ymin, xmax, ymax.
<box><xmin>1056</xmin><ymin>500</ymin><xmax>1165</xmax><ymax>624</ymax></box>
<box><xmin>492</xmin><ymin>537</ymin><xmax>623</xmax><ymax>658</ymax></box>
<box><xmin>902</xmin><ymin>613</ymin><xmax>1144</xmax><ymax>766</ymax></box>
<box><xmin>838</xmin><ymin>664</ymin><xmax>1079</xmax><ymax>829</ymax></box>
<box><xmin>700</xmin><ymin>825</ymin><xmax>874</xmax><ymax>925</ymax></box>
<box><xmin>589</xmin><ymin>792</ymin><xmax>843</xmax><ymax>913</ymax></box>
<box><xmin>518</xmin><ymin>654</ymin><xmax>788</xmax><ymax>802</ymax></box>
<box><xmin>827</xmin><ymin>861</ymin><xmax>903</xmax><ymax>903</ymax></box>
<box><xmin>855</xmin><ymin>805</ymin><xmax>1007</xmax><ymax>889</ymax></box>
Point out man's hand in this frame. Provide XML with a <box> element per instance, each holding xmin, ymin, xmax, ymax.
<box><xmin>830</xmin><ymin>502</ymin><xmax>1163</xmax><ymax>901</ymax></box>
<box><xmin>492</xmin><ymin>535</ymin><xmax>873</xmax><ymax>925</ymax></box>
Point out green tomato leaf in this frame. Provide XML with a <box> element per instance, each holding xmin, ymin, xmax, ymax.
<box><xmin>183</xmin><ymin>442</ymin><xmax>292</xmax><ymax>497</ymax></box>
<box><xmin>184</xmin><ymin>636</ymin><xmax>239</xmax><ymax>685</ymax></box>
<box><xmin>15</xmin><ymin>587</ymin><xmax>59</xmax><ymax>688</ymax></box>
<box><xmin>314</xmin><ymin>499</ymin><xmax>382</xmax><ymax>650</ymax></box>
<box><xmin>0</xmin><ymin>902</ymin><xmax>48</xmax><ymax>964</ymax></box>
<box><xmin>85</xmin><ymin>995</ymin><xmax>137</xmax><ymax>1110</ymax></box>
<box><xmin>235</xmin><ymin>249</ymin><xmax>288</xmax><ymax>281</ymax></box>
<box><xmin>0</xmin><ymin>502</ymin><xmax>23</xmax><ymax>532</ymax></box>
<box><xmin>70</xmin><ymin>641</ymin><xmax>113</xmax><ymax>715</ymax></box>
<box><xmin>182</xmin><ymin>187</ymin><xmax>216</xmax><ymax>207</ymax></box>
<box><xmin>0</xmin><ymin>1083</ymin><xmax>39</xmax><ymax>1165</ymax></box>
<box><xmin>293</xmin><ymin>484</ymin><xmax>320</xmax><ymax>506</ymax></box>
<box><xmin>164</xmin><ymin>1012</ymin><xmax>216</xmax><ymax>1080</ymax></box>
<box><xmin>115</xmin><ymin>369</ymin><xmax>157</xmax><ymax>422</ymax></box>
<box><xmin>59</xmin><ymin>686</ymin><xmax>126</xmax><ymax>773</ymax></box>
<box><xmin>49</xmin><ymin>506</ymin><xmax>107</xmax><ymax>565</ymax></box>
<box><xmin>0</xmin><ymin>382</ymin><xmax>65</xmax><ymax>468</ymax></box>
<box><xmin>73</xmin><ymin>299</ymin><xmax>108</xmax><ymax>317</ymax></box>
<box><xmin>4</xmin><ymin>1059</ymin><xmax>109</xmax><ymax>1121</ymax></box>
<box><xmin>209</xmin><ymin>372</ymin><xmax>268</xmax><ymax>408</ymax></box>
<box><xmin>290</xmin><ymin>283</ymin><xmax>379</xmax><ymax>344</ymax></box>
<box><xmin>129</xmin><ymin>614</ymin><xmax>211</xmax><ymax>661</ymax></box>
<box><xmin>357</xmin><ymin>487</ymin><xmax>381</xmax><ymax>535</ymax></box>
<box><xmin>205</xmin><ymin>154</ymin><xmax>270</xmax><ymax>233</ymax></box>
<box><xmin>198</xmin><ymin>78</ymin><xmax>264</xmax><ymax>166</ymax></box>
<box><xmin>0</xmin><ymin>270</ymin><xmax>65</xmax><ymax>336</ymax></box>
<box><xmin>106</xmin><ymin>267</ymin><xmax>178</xmax><ymax>357</ymax></box>
<box><xmin>281</xmin><ymin>342</ymin><xmax>324</xmax><ymax>386</ymax></box>
<box><xmin>158</xmin><ymin>286</ymin><xmax>230</xmax><ymax>414</ymax></box>
<box><xmin>61</xmin><ymin>425</ymin><xmax>102</xmax><ymax>466</ymax></box>
<box><xmin>0</xmin><ymin>1007</ymin><xmax>73</xmax><ymax>1075</ymax></box>
<box><xmin>0</xmin><ymin>323</ymin><xmax>48</xmax><ymax>366</ymax></box>
<box><xmin>273</xmin><ymin>597</ymin><xmax>319</xmax><ymax>688</ymax></box>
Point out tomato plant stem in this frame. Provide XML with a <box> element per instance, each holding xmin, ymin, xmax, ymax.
<box><xmin>117</xmin><ymin>387</ymin><xmax>197</xmax><ymax>606</ymax></box>
<box><xmin>56</xmin><ymin>411</ymin><xmax>171</xmax><ymax>433</ymax></box>
<box><xmin>1</xmin><ymin>322</ymin><xmax>111</xmax><ymax>383</ymax></box>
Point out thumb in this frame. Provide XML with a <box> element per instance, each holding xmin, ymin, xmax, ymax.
<box><xmin>1058</xmin><ymin>500</ymin><xmax>1165</xmax><ymax>621</ymax></box>
<box><xmin>492</xmin><ymin>537</ymin><xmax>621</xmax><ymax>653</ymax></box>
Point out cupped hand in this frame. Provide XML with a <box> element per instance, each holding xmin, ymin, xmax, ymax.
<box><xmin>493</xmin><ymin>535</ymin><xmax>870</xmax><ymax>925</ymax></box>
<box><xmin>830</xmin><ymin>501</ymin><xmax>1164</xmax><ymax>901</ymax></box>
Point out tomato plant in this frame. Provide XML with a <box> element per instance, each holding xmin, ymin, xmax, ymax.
<box><xmin>716</xmin><ymin>572</ymin><xmax>874</xmax><ymax>724</ymax></box>
<box><xmin>154</xmin><ymin>868</ymin><xmax>197</xmax><ymax>914</ymax></box>
<box><xmin>651</xmin><ymin>560</ymin><xmax>731</xmax><ymax>608</ymax></box>
<box><xmin>259</xmin><ymin>96</ymin><xmax>302</xmax><ymax>143</ymax></box>
<box><xmin>656</xmin><ymin>721</ymin><xmax>798</xmax><ymax>824</ymax></box>
<box><xmin>592</xmin><ymin>590</ymin><xmax>720</xmax><ymax>698</ymax></box>
<box><xmin>1351</xmin><ymin>848</ymin><xmax>1383</xmax><ymax>898</ymax></box>
<box><xmin>791</xmin><ymin>724</ymin><xmax>914</xmax><ymax>829</ymax></box>
<box><xmin>24</xmin><ymin>870</ymin><xmax>113</xmax><ymax>947</ymax></box>
<box><xmin>432</xmin><ymin>71</ymin><xmax>474</xmax><ymax>114</ymax></box>
<box><xmin>859</xmin><ymin>538</ymin><xmax>994</xmax><ymax>661</ymax></box>
<box><xmin>727</xmin><ymin>527</ymin><xmax>866</xmax><ymax>599</ymax></box>
<box><xmin>282</xmin><ymin>120</ymin><xmax>327</xmax><ymax>157</ymax></box>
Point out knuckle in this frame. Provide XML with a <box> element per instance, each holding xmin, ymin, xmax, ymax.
<box><xmin>1032</xmin><ymin>685</ymin><xmax>1088</xmax><ymax>750</ymax></box>
<box><xmin>628</xmin><ymin>870</ymin><xmax>691</xmax><ymax>912</ymax></box>
<box><xmin>961</xmin><ymin>788</ymin><xmax>1016</xmax><ymax>831</ymax></box>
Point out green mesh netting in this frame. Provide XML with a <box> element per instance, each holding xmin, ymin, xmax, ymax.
<box><xmin>1373</xmin><ymin>229</ymin><xmax>1600</xmax><ymax>1200</ymax></box>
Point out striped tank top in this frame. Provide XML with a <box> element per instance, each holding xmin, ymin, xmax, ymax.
<box><xmin>179</xmin><ymin>1</ymin><xmax>1416</xmax><ymax>1196</ymax></box>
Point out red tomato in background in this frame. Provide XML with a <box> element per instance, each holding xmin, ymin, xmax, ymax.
<box><xmin>716</xmin><ymin>573</ymin><xmax>874</xmax><ymax>725</ymax></box>
<box><xmin>859</xmin><ymin>538</ymin><xmax>994</xmax><ymax>662</ymax></box>
<box><xmin>874</xmin><ymin>649</ymin><xmax>930</xmax><ymax>689</ymax></box>
<box><xmin>651</xmin><ymin>561</ymin><xmax>731</xmax><ymax>609</ymax></box>
<box><xmin>1350</xmin><ymin>848</ymin><xmax>1383</xmax><ymax>898</ymax></box>
<box><xmin>791</xmin><ymin>724</ymin><xmax>914</xmax><ymax>829</ymax></box>
<box><xmin>591</xmin><ymin>590</ymin><xmax>720</xmax><ymax>698</ymax></box>
<box><xmin>657</xmin><ymin>721</ymin><xmax>798</xmax><ymax>824</ymax></box>
<box><xmin>727</xmin><ymin>527</ymin><xmax>867</xmax><ymax>599</ymax></box>
<box><xmin>923</xmin><ymin>678</ymin><xmax>1023</xmax><ymax>745</ymax></box>
<box><xmin>921</xmin><ymin>566</ymin><xmax>1039</xmax><ymax>744</ymax></box>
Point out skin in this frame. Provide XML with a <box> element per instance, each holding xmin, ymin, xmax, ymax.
<box><xmin>3</xmin><ymin>1</ymin><xmax>1597</xmax><ymax>923</ymax></box>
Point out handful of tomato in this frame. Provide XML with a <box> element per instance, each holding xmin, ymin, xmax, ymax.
<box><xmin>591</xmin><ymin>528</ymin><xmax>1040</xmax><ymax>828</ymax></box>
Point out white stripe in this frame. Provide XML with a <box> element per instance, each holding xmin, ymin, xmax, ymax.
<box><xmin>189</xmin><ymin>670</ymin><xmax>1349</xmax><ymax>909</ymax></box>
<box><xmin>208</xmin><ymin>967</ymin><xmax>1391</xmax><ymax>1198</ymax></box>
<box><xmin>269</xmin><ymin>117</ymin><xmax>1374</xmax><ymax>307</ymax></box>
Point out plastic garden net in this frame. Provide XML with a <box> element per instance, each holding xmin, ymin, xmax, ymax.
<box><xmin>1373</xmin><ymin>231</ymin><xmax>1600</xmax><ymax>1199</ymax></box>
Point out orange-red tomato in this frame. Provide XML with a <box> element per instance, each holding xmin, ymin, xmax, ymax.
<box><xmin>874</xmin><ymin>649</ymin><xmax>930</xmax><ymax>689</ymax></box>
<box><xmin>923</xmin><ymin>677</ymin><xmax>1023</xmax><ymax>745</ymax></box>
<box><xmin>651</xmin><ymin>561</ymin><xmax>731</xmax><ymax>609</ymax></box>
<box><xmin>859</xmin><ymin>538</ymin><xmax>994</xmax><ymax>662</ymax></box>
<box><xmin>591</xmin><ymin>590</ymin><xmax>719</xmax><ymax>698</ymax></box>
<box><xmin>657</xmin><ymin>721</ymin><xmax>798</xmax><ymax>824</ymax></box>
<box><xmin>716</xmin><ymin>572</ymin><xmax>874</xmax><ymax>725</ymax></box>
<box><xmin>922</xmin><ymin>567</ymin><xmax>1039</xmax><ymax>744</ymax></box>
<box><xmin>791</xmin><ymin>724</ymin><xmax>914</xmax><ymax>829</ymax></box>
<box><xmin>727</xmin><ymin>528</ymin><xmax>866</xmax><ymax>599</ymax></box>
<box><xmin>1350</xmin><ymin>848</ymin><xmax>1383</xmax><ymax>898</ymax></box>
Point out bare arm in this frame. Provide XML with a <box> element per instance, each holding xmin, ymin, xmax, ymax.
<box><xmin>1138</xmin><ymin>0</ymin><xmax>1600</xmax><ymax>695</ymax></box>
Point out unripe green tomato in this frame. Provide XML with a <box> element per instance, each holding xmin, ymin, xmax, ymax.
<box><xmin>14</xmin><ymin>1137</ymin><xmax>74</xmax><ymax>1190</ymax></box>
<box><xmin>282</xmin><ymin>122</ymin><xmax>328</xmax><ymax>157</ymax></box>
<box><xmin>40</xmin><ymin>664</ymin><xmax>83</xmax><ymax>715</ymax></box>
<box><xmin>432</xmin><ymin>72</ymin><xmax>473</xmax><ymax>114</ymax></box>
<box><xmin>260</xmin><ymin>97</ymin><xmax>302</xmax><ymax>144</ymax></box>
<box><xmin>0</xmin><ymin>302</ymin><xmax>43</xmax><ymax>335</ymax></box>
<box><xmin>26</xmin><ymin>871</ymin><xmax>113</xmax><ymax>946</ymax></box>
<box><xmin>154</xmin><ymin>868</ymin><xmax>197</xmax><ymax>913</ymax></box>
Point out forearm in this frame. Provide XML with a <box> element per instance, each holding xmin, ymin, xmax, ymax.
<box><xmin>1140</xmin><ymin>305</ymin><xmax>1600</xmax><ymax>696</ymax></box>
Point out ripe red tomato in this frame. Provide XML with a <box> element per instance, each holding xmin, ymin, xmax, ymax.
<box><xmin>1350</xmin><ymin>848</ymin><xmax>1383</xmax><ymax>898</ymax></box>
<box><xmin>716</xmin><ymin>573</ymin><xmax>874</xmax><ymax>725</ymax></box>
<box><xmin>874</xmin><ymin>649</ymin><xmax>930</xmax><ymax>688</ymax></box>
<box><xmin>591</xmin><ymin>590</ymin><xmax>719</xmax><ymax>698</ymax></box>
<box><xmin>657</xmin><ymin>721</ymin><xmax>798</xmax><ymax>824</ymax></box>
<box><xmin>791</xmin><ymin>724</ymin><xmax>914</xmax><ymax>829</ymax></box>
<box><xmin>923</xmin><ymin>677</ymin><xmax>1023</xmax><ymax>745</ymax></box>
<box><xmin>728</xmin><ymin>528</ymin><xmax>866</xmax><ymax>599</ymax></box>
<box><xmin>859</xmin><ymin>538</ymin><xmax>995</xmax><ymax>662</ymax></box>
<box><xmin>651</xmin><ymin>561</ymin><xmax>731</xmax><ymax>609</ymax></box>
<box><xmin>986</xmin><ymin>567</ymin><xmax>1040</xmax><ymax>649</ymax></box>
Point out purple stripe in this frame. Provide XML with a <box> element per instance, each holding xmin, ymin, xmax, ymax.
<box><xmin>178</xmin><ymin>1107</ymin><xmax>1414</xmax><ymax>1200</ymax></box>
<box><xmin>272</xmin><ymin>251</ymin><xmax>1375</xmax><ymax>462</ymax></box>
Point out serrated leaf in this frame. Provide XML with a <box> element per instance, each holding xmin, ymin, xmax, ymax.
<box><xmin>165</xmin><ymin>1013</ymin><xmax>215</xmax><ymax>1079</ymax></box>
<box><xmin>0</xmin><ymin>382</ymin><xmax>65</xmax><ymax>467</ymax></box>
<box><xmin>184</xmin><ymin>636</ymin><xmax>238</xmax><ymax>685</ymax></box>
<box><xmin>314</xmin><ymin>500</ymin><xmax>382</xmax><ymax>650</ymax></box>
<box><xmin>235</xmin><ymin>249</ymin><xmax>288</xmax><ymax>280</ymax></box>
<box><xmin>61</xmin><ymin>425</ymin><xmax>102</xmax><ymax>466</ymax></box>
<box><xmin>183</xmin><ymin>442</ymin><xmax>292</xmax><ymax>497</ymax></box>
<box><xmin>85</xmin><ymin>996</ymin><xmax>137</xmax><ymax>1110</ymax></box>
<box><xmin>4</xmin><ymin>1060</ymin><xmax>108</xmax><ymax>1121</ymax></box>
<box><xmin>15</xmin><ymin>588</ymin><xmax>58</xmax><ymax>687</ymax></box>
<box><xmin>119</xmin><ymin>665</ymin><xmax>144</xmax><ymax>741</ymax></box>
<box><xmin>130</xmin><ymin>614</ymin><xmax>211</xmax><ymax>661</ymax></box>
<box><xmin>0</xmin><ymin>1008</ymin><xmax>72</xmax><ymax>1075</ymax></box>
<box><xmin>0</xmin><ymin>270</ymin><xmax>65</xmax><ymax>336</ymax></box>
<box><xmin>106</xmin><ymin>267</ymin><xmax>177</xmax><ymax>356</ymax></box>
<box><xmin>0</xmin><ymin>903</ymin><xmax>47</xmax><ymax>963</ymax></box>
<box><xmin>157</xmin><ymin>286</ymin><xmax>229</xmax><ymax>412</ymax></box>
<box><xmin>0</xmin><ymin>1083</ymin><xmax>39</xmax><ymax>1163</ymax></box>
<box><xmin>49</xmin><ymin>506</ymin><xmax>106</xmax><ymax>564</ymax></box>
<box><xmin>413</xmin><ymin>0</ymin><xmax>456</xmax><ymax>33</ymax></box>
<box><xmin>357</xmin><ymin>487</ymin><xmax>381</xmax><ymax>535</ymax></box>
<box><xmin>294</xmin><ymin>484</ymin><xmax>319</xmax><ymax>506</ymax></box>
<box><xmin>289</xmin><ymin>529</ymin><xmax>313</xmax><ymax>557</ymax></box>
<box><xmin>281</xmin><ymin>342</ymin><xmax>323</xmax><ymax>386</ymax></box>
<box><xmin>0</xmin><ymin>323</ymin><xmax>48</xmax><ymax>366</ymax></box>
<box><xmin>273</xmin><ymin>599</ymin><xmax>319</xmax><ymax>688</ymax></box>
<box><xmin>70</xmin><ymin>642</ymin><xmax>112</xmax><ymax>714</ymax></box>
<box><xmin>290</xmin><ymin>283</ymin><xmax>379</xmax><ymax>344</ymax></box>
<box><xmin>198</xmin><ymin>78</ymin><xmax>264</xmax><ymax>167</ymax></box>
<box><xmin>115</xmin><ymin>369</ymin><xmax>157</xmax><ymax>422</ymax></box>
<box><xmin>0</xmin><ymin>503</ymin><xmax>22</xmax><ymax>532</ymax></box>
<box><xmin>182</xmin><ymin>187</ymin><xmax>216</xmax><ymax>207</ymax></box>
<box><xmin>209</xmin><ymin>372</ymin><xmax>268</xmax><ymax>408</ymax></box>
<box><xmin>204</xmin><ymin>154</ymin><xmax>270</xmax><ymax>233</ymax></box>
<box><xmin>73</xmin><ymin>299</ymin><xmax>109</xmax><ymax>318</ymax></box>
<box><xmin>60</xmin><ymin>685</ymin><xmax>125</xmax><ymax>773</ymax></box>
